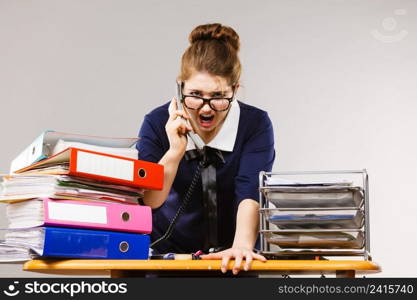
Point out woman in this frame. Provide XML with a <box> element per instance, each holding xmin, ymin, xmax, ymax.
<box><xmin>137</xmin><ymin>23</ymin><xmax>275</xmax><ymax>275</ymax></box>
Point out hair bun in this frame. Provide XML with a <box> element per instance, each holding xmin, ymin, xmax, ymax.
<box><xmin>189</xmin><ymin>23</ymin><xmax>240</xmax><ymax>52</ymax></box>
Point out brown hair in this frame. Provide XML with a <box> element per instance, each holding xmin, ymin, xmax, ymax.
<box><xmin>179</xmin><ymin>23</ymin><xmax>241</xmax><ymax>86</ymax></box>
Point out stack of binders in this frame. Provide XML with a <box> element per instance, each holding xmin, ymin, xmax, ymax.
<box><xmin>258</xmin><ymin>170</ymin><xmax>371</xmax><ymax>260</ymax></box>
<box><xmin>0</xmin><ymin>131</ymin><xmax>163</xmax><ymax>261</ymax></box>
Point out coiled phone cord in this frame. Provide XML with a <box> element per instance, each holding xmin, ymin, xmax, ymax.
<box><xmin>150</xmin><ymin>160</ymin><xmax>204</xmax><ymax>248</ymax></box>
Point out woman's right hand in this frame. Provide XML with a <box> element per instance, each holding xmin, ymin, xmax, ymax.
<box><xmin>165</xmin><ymin>97</ymin><xmax>193</xmax><ymax>159</ymax></box>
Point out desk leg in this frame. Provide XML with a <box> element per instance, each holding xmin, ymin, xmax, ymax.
<box><xmin>110</xmin><ymin>270</ymin><xmax>147</xmax><ymax>278</ymax></box>
<box><xmin>336</xmin><ymin>270</ymin><xmax>355</xmax><ymax>278</ymax></box>
<box><xmin>111</xmin><ymin>270</ymin><xmax>126</xmax><ymax>278</ymax></box>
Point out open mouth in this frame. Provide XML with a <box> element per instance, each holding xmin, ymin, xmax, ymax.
<box><xmin>199</xmin><ymin>114</ymin><xmax>215</xmax><ymax>127</ymax></box>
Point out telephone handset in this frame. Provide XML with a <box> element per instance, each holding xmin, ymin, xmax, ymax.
<box><xmin>149</xmin><ymin>83</ymin><xmax>212</xmax><ymax>250</ymax></box>
<box><xmin>176</xmin><ymin>82</ymin><xmax>205</xmax><ymax>150</ymax></box>
<box><xmin>150</xmin><ymin>82</ymin><xmax>205</xmax><ymax>249</ymax></box>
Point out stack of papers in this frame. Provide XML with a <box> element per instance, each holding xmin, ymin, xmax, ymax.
<box><xmin>0</xmin><ymin>131</ymin><xmax>158</xmax><ymax>262</ymax></box>
<box><xmin>0</xmin><ymin>241</ymin><xmax>37</xmax><ymax>262</ymax></box>
<box><xmin>1</xmin><ymin>175</ymin><xmax>143</xmax><ymax>204</ymax></box>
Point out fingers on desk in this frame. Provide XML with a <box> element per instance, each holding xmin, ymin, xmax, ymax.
<box><xmin>221</xmin><ymin>253</ymin><xmax>232</xmax><ymax>273</ymax></box>
<box><xmin>232</xmin><ymin>254</ymin><xmax>243</xmax><ymax>275</ymax></box>
<box><xmin>201</xmin><ymin>251</ymin><xmax>267</xmax><ymax>274</ymax></box>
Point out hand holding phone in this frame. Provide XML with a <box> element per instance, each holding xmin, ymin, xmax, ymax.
<box><xmin>165</xmin><ymin>98</ymin><xmax>191</xmax><ymax>158</ymax></box>
<box><xmin>176</xmin><ymin>82</ymin><xmax>205</xmax><ymax>150</ymax></box>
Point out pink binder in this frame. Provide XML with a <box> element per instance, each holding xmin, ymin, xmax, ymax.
<box><xmin>42</xmin><ymin>198</ymin><xmax>152</xmax><ymax>234</ymax></box>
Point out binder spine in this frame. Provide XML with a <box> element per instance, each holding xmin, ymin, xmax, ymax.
<box><xmin>10</xmin><ymin>131</ymin><xmax>51</xmax><ymax>173</ymax></box>
<box><xmin>43</xmin><ymin>199</ymin><xmax>152</xmax><ymax>234</ymax></box>
<box><xmin>69</xmin><ymin>148</ymin><xmax>164</xmax><ymax>190</ymax></box>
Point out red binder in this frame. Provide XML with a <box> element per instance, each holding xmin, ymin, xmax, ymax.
<box><xmin>14</xmin><ymin>147</ymin><xmax>164</xmax><ymax>190</ymax></box>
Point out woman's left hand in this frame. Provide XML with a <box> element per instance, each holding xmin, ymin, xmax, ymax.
<box><xmin>200</xmin><ymin>247</ymin><xmax>267</xmax><ymax>275</ymax></box>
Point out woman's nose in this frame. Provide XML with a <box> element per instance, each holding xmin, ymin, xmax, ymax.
<box><xmin>200</xmin><ymin>102</ymin><xmax>213</xmax><ymax>113</ymax></box>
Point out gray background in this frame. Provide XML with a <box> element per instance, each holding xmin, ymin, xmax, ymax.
<box><xmin>1</xmin><ymin>0</ymin><xmax>416</xmax><ymax>277</ymax></box>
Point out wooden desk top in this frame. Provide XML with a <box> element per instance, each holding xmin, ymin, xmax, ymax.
<box><xmin>23</xmin><ymin>259</ymin><xmax>381</xmax><ymax>277</ymax></box>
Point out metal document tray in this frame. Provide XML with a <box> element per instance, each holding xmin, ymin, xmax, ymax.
<box><xmin>261</xmin><ymin>186</ymin><xmax>363</xmax><ymax>208</ymax></box>
<box><xmin>263</xmin><ymin>230</ymin><xmax>365</xmax><ymax>249</ymax></box>
<box><xmin>263</xmin><ymin>209</ymin><xmax>364</xmax><ymax>229</ymax></box>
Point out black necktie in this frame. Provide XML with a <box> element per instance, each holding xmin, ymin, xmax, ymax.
<box><xmin>185</xmin><ymin>146</ymin><xmax>225</xmax><ymax>251</ymax></box>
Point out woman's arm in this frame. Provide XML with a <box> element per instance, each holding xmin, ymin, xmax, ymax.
<box><xmin>142</xmin><ymin>149</ymin><xmax>182</xmax><ymax>209</ymax></box>
<box><xmin>142</xmin><ymin>98</ymin><xmax>192</xmax><ymax>209</ymax></box>
<box><xmin>229</xmin><ymin>199</ymin><xmax>267</xmax><ymax>273</ymax></box>
<box><xmin>232</xmin><ymin>199</ymin><xmax>260</xmax><ymax>251</ymax></box>
<box><xmin>200</xmin><ymin>111</ymin><xmax>275</xmax><ymax>274</ymax></box>
<box><xmin>200</xmin><ymin>199</ymin><xmax>266</xmax><ymax>274</ymax></box>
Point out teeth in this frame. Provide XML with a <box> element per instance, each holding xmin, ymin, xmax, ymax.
<box><xmin>200</xmin><ymin>114</ymin><xmax>214</xmax><ymax>123</ymax></box>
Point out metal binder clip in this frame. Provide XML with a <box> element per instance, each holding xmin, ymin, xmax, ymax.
<box><xmin>119</xmin><ymin>241</ymin><xmax>129</xmax><ymax>253</ymax></box>
<box><xmin>121</xmin><ymin>212</ymin><xmax>130</xmax><ymax>222</ymax></box>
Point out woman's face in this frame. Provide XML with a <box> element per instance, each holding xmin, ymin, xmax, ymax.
<box><xmin>182</xmin><ymin>71</ymin><xmax>236</xmax><ymax>142</ymax></box>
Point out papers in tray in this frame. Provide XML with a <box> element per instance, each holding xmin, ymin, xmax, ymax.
<box><xmin>263</xmin><ymin>231</ymin><xmax>364</xmax><ymax>249</ymax></box>
<box><xmin>260</xmin><ymin>172</ymin><xmax>368</xmax><ymax>256</ymax></box>
<box><xmin>265</xmin><ymin>209</ymin><xmax>364</xmax><ymax>229</ymax></box>
<box><xmin>262</xmin><ymin>186</ymin><xmax>363</xmax><ymax>208</ymax></box>
<box><xmin>265</xmin><ymin>177</ymin><xmax>353</xmax><ymax>187</ymax></box>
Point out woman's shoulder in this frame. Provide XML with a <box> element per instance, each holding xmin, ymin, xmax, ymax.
<box><xmin>147</xmin><ymin>102</ymin><xmax>170</xmax><ymax>117</ymax></box>
<box><xmin>144</xmin><ymin>101</ymin><xmax>170</xmax><ymax>123</ymax></box>
<box><xmin>237</xmin><ymin>100</ymin><xmax>271</xmax><ymax>122</ymax></box>
<box><xmin>138</xmin><ymin>102</ymin><xmax>171</xmax><ymax>150</ymax></box>
<box><xmin>235</xmin><ymin>101</ymin><xmax>275</xmax><ymax>149</ymax></box>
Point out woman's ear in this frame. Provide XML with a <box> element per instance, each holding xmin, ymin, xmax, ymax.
<box><xmin>233</xmin><ymin>83</ymin><xmax>240</xmax><ymax>99</ymax></box>
<box><xmin>234</xmin><ymin>83</ymin><xmax>240</xmax><ymax>92</ymax></box>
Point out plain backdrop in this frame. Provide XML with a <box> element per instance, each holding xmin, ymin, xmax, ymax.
<box><xmin>0</xmin><ymin>0</ymin><xmax>416</xmax><ymax>277</ymax></box>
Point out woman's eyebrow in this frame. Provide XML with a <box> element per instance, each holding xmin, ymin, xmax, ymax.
<box><xmin>185</xmin><ymin>89</ymin><xmax>202</xmax><ymax>94</ymax></box>
<box><xmin>187</xmin><ymin>88</ymin><xmax>228</xmax><ymax>95</ymax></box>
<box><xmin>210</xmin><ymin>90</ymin><xmax>225</xmax><ymax>94</ymax></box>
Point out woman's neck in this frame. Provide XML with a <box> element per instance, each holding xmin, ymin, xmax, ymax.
<box><xmin>197</xmin><ymin>116</ymin><xmax>227</xmax><ymax>145</ymax></box>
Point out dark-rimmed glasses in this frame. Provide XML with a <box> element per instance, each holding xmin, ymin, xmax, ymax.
<box><xmin>180</xmin><ymin>86</ymin><xmax>235</xmax><ymax>112</ymax></box>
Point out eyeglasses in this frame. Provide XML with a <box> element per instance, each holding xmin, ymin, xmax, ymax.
<box><xmin>181</xmin><ymin>86</ymin><xmax>235</xmax><ymax>112</ymax></box>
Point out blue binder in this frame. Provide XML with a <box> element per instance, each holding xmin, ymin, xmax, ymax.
<box><xmin>42</xmin><ymin>227</ymin><xmax>149</xmax><ymax>259</ymax></box>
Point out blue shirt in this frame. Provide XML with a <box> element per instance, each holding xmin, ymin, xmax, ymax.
<box><xmin>137</xmin><ymin>100</ymin><xmax>275</xmax><ymax>253</ymax></box>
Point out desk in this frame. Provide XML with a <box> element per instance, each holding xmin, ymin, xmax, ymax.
<box><xmin>23</xmin><ymin>259</ymin><xmax>381</xmax><ymax>278</ymax></box>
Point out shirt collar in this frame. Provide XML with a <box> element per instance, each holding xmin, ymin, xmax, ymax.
<box><xmin>180</xmin><ymin>100</ymin><xmax>240</xmax><ymax>152</ymax></box>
